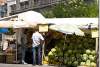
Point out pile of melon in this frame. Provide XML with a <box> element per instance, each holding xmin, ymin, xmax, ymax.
<box><xmin>47</xmin><ymin>34</ymin><xmax>96</xmax><ymax>67</ymax></box>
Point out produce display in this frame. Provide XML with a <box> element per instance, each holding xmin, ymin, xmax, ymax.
<box><xmin>47</xmin><ymin>34</ymin><xmax>96</xmax><ymax>67</ymax></box>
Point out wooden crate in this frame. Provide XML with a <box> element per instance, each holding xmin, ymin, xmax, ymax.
<box><xmin>6</xmin><ymin>53</ymin><xmax>15</xmax><ymax>64</ymax></box>
<box><xmin>0</xmin><ymin>54</ymin><xmax>5</xmax><ymax>63</ymax></box>
<box><xmin>0</xmin><ymin>53</ymin><xmax>7</xmax><ymax>63</ymax></box>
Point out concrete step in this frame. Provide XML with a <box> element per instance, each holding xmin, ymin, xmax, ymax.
<box><xmin>0</xmin><ymin>64</ymin><xmax>58</xmax><ymax>67</ymax></box>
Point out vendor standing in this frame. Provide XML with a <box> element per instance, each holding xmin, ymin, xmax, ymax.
<box><xmin>14</xmin><ymin>28</ymin><xmax>27</xmax><ymax>64</ymax></box>
<box><xmin>21</xmin><ymin>29</ymin><xmax>27</xmax><ymax>64</ymax></box>
<box><xmin>32</xmin><ymin>28</ymin><xmax>44</xmax><ymax>65</ymax></box>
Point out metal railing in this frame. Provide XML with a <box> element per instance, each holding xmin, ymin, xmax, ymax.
<box><xmin>10</xmin><ymin>0</ymin><xmax>64</xmax><ymax>14</ymax></box>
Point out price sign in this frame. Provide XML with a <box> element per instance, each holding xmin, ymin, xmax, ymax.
<box><xmin>92</xmin><ymin>30</ymin><xmax>98</xmax><ymax>38</ymax></box>
<box><xmin>39</xmin><ymin>24</ymin><xmax>48</xmax><ymax>32</ymax></box>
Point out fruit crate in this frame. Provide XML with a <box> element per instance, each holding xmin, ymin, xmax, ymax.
<box><xmin>0</xmin><ymin>53</ymin><xmax>5</xmax><ymax>63</ymax></box>
<box><xmin>6</xmin><ymin>53</ymin><xmax>15</xmax><ymax>64</ymax></box>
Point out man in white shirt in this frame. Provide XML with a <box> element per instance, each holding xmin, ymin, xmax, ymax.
<box><xmin>32</xmin><ymin>28</ymin><xmax>44</xmax><ymax>65</ymax></box>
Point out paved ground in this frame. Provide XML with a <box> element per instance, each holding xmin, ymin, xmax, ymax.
<box><xmin>0</xmin><ymin>64</ymin><xmax>59</xmax><ymax>67</ymax></box>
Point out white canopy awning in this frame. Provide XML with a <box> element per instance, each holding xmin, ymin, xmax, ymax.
<box><xmin>47</xmin><ymin>18</ymin><xmax>98</xmax><ymax>35</ymax></box>
<box><xmin>0</xmin><ymin>11</ymin><xmax>47</xmax><ymax>28</ymax></box>
<box><xmin>17</xmin><ymin>11</ymin><xmax>47</xmax><ymax>24</ymax></box>
<box><xmin>0</xmin><ymin>11</ymin><xmax>98</xmax><ymax>36</ymax></box>
<box><xmin>50</xmin><ymin>24</ymin><xmax>84</xmax><ymax>36</ymax></box>
<box><xmin>46</xmin><ymin>18</ymin><xmax>98</xmax><ymax>27</ymax></box>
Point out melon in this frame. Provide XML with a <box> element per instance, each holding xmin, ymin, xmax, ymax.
<box><xmin>51</xmin><ymin>48</ymin><xmax>56</xmax><ymax>52</ymax></box>
<box><xmin>80</xmin><ymin>62</ymin><xmax>85</xmax><ymax>66</ymax></box>
<box><xmin>73</xmin><ymin>61</ymin><xmax>78</xmax><ymax>65</ymax></box>
<box><xmin>89</xmin><ymin>56</ymin><xmax>95</xmax><ymax>61</ymax></box>
<box><xmin>83</xmin><ymin>56</ymin><xmax>88</xmax><ymax>61</ymax></box>
<box><xmin>90</xmin><ymin>62</ymin><xmax>96</xmax><ymax>66</ymax></box>
<box><xmin>91</xmin><ymin>50</ymin><xmax>96</xmax><ymax>55</ymax></box>
<box><xmin>68</xmin><ymin>50</ymin><xmax>72</xmax><ymax>54</ymax></box>
<box><xmin>86</xmin><ymin>60</ymin><xmax>91</xmax><ymax>66</ymax></box>
<box><xmin>83</xmin><ymin>54</ymin><xmax>88</xmax><ymax>57</ymax></box>
<box><xmin>86</xmin><ymin>49</ymin><xmax>91</xmax><ymax>54</ymax></box>
<box><xmin>48</xmin><ymin>51</ymin><xmax>53</xmax><ymax>56</ymax></box>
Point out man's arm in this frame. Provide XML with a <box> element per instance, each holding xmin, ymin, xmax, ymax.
<box><xmin>40</xmin><ymin>39</ymin><xmax>44</xmax><ymax>45</ymax></box>
<box><xmin>39</xmin><ymin>33</ymin><xmax>44</xmax><ymax>45</ymax></box>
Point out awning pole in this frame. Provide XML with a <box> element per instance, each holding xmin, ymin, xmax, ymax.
<box><xmin>96</xmin><ymin>37</ymin><xmax>99</xmax><ymax>67</ymax></box>
<box><xmin>42</xmin><ymin>33</ymin><xmax>45</xmax><ymax>64</ymax></box>
<box><xmin>96</xmin><ymin>38</ymin><xmax>98</xmax><ymax>52</ymax></box>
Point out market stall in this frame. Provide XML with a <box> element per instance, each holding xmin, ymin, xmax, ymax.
<box><xmin>0</xmin><ymin>11</ymin><xmax>98</xmax><ymax>66</ymax></box>
<box><xmin>0</xmin><ymin>11</ymin><xmax>48</xmax><ymax>64</ymax></box>
<box><xmin>46</xmin><ymin>18</ymin><xmax>98</xmax><ymax>67</ymax></box>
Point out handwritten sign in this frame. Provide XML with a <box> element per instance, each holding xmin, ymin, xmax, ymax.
<box><xmin>39</xmin><ymin>24</ymin><xmax>48</xmax><ymax>32</ymax></box>
<box><xmin>92</xmin><ymin>30</ymin><xmax>98</xmax><ymax>38</ymax></box>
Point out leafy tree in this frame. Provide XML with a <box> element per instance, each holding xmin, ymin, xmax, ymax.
<box><xmin>42</xmin><ymin>0</ymin><xmax>98</xmax><ymax>17</ymax></box>
<box><xmin>42</xmin><ymin>10</ymin><xmax>54</xmax><ymax>18</ymax></box>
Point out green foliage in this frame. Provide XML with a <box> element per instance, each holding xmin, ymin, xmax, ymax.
<box><xmin>42</xmin><ymin>0</ymin><xmax>98</xmax><ymax>17</ymax></box>
<box><xmin>42</xmin><ymin>10</ymin><xmax>54</xmax><ymax>18</ymax></box>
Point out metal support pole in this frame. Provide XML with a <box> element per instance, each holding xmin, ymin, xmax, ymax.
<box><xmin>63</xmin><ymin>34</ymin><xmax>66</xmax><ymax>65</ymax></box>
<box><xmin>98</xmin><ymin>0</ymin><xmax>100</xmax><ymax>66</ymax></box>
<box><xmin>96</xmin><ymin>38</ymin><xmax>98</xmax><ymax>52</ymax></box>
<box><xmin>99</xmin><ymin>21</ymin><xmax>100</xmax><ymax>67</ymax></box>
<box><xmin>42</xmin><ymin>33</ymin><xmax>45</xmax><ymax>64</ymax></box>
<box><xmin>15</xmin><ymin>28</ymin><xmax>22</xmax><ymax>63</ymax></box>
<box><xmin>15</xmin><ymin>38</ymin><xmax>17</xmax><ymax>62</ymax></box>
<box><xmin>15</xmin><ymin>30</ymin><xmax>19</xmax><ymax>63</ymax></box>
<box><xmin>42</xmin><ymin>42</ymin><xmax>45</xmax><ymax>64</ymax></box>
<box><xmin>96</xmin><ymin>38</ymin><xmax>99</xmax><ymax>67</ymax></box>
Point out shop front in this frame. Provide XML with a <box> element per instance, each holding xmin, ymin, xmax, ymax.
<box><xmin>0</xmin><ymin>28</ymin><xmax>35</xmax><ymax>64</ymax></box>
<box><xmin>0</xmin><ymin>33</ymin><xmax>16</xmax><ymax>63</ymax></box>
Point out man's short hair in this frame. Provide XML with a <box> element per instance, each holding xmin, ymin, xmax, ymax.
<box><xmin>34</xmin><ymin>26</ymin><xmax>39</xmax><ymax>31</ymax></box>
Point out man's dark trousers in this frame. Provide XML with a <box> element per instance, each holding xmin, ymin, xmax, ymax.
<box><xmin>32</xmin><ymin>45</ymin><xmax>42</xmax><ymax>65</ymax></box>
